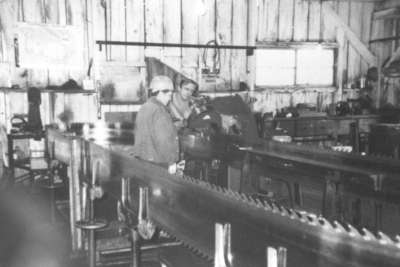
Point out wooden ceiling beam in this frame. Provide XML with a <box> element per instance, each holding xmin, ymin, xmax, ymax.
<box><xmin>373</xmin><ymin>7</ymin><xmax>400</xmax><ymax>20</ymax></box>
<box><xmin>322</xmin><ymin>5</ymin><xmax>378</xmax><ymax>66</ymax></box>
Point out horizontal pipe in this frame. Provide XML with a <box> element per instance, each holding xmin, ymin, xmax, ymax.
<box><xmin>99</xmin><ymin>241</ymin><xmax>182</xmax><ymax>256</ymax></box>
<box><xmin>96</xmin><ymin>40</ymin><xmax>255</xmax><ymax>50</ymax></box>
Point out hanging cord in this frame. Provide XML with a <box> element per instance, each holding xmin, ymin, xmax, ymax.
<box><xmin>202</xmin><ymin>40</ymin><xmax>221</xmax><ymax>74</ymax></box>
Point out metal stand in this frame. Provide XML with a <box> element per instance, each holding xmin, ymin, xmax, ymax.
<box><xmin>214</xmin><ymin>223</ymin><xmax>232</xmax><ymax>267</ymax></box>
<box><xmin>75</xmin><ymin>160</ymin><xmax>107</xmax><ymax>267</ymax></box>
<box><xmin>131</xmin><ymin>228</ymin><xmax>141</xmax><ymax>267</ymax></box>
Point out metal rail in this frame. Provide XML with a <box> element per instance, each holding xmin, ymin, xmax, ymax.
<box><xmin>96</xmin><ymin>40</ymin><xmax>256</xmax><ymax>55</ymax></box>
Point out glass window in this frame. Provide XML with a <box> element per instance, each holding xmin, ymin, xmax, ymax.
<box><xmin>255</xmin><ymin>47</ymin><xmax>335</xmax><ymax>87</ymax></box>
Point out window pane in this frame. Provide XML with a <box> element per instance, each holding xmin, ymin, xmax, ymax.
<box><xmin>256</xmin><ymin>67</ymin><xmax>295</xmax><ymax>86</ymax></box>
<box><xmin>256</xmin><ymin>49</ymin><xmax>295</xmax><ymax>68</ymax></box>
<box><xmin>297</xmin><ymin>49</ymin><xmax>334</xmax><ymax>67</ymax></box>
<box><xmin>297</xmin><ymin>49</ymin><xmax>334</xmax><ymax>85</ymax></box>
<box><xmin>255</xmin><ymin>47</ymin><xmax>334</xmax><ymax>86</ymax></box>
<box><xmin>255</xmin><ymin>49</ymin><xmax>295</xmax><ymax>86</ymax></box>
<box><xmin>297</xmin><ymin>68</ymin><xmax>333</xmax><ymax>85</ymax></box>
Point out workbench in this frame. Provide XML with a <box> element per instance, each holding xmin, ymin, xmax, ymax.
<box><xmin>268</xmin><ymin>114</ymin><xmax>379</xmax><ymax>141</ymax></box>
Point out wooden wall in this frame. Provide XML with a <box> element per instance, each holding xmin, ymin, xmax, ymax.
<box><xmin>0</xmin><ymin>0</ymin><xmax>89</xmax><ymax>88</ymax></box>
<box><xmin>0</xmin><ymin>90</ymin><xmax>97</xmax><ymax>131</ymax></box>
<box><xmin>371</xmin><ymin>1</ymin><xmax>400</xmax><ymax>107</ymax></box>
<box><xmin>0</xmin><ymin>0</ymin><xmax>380</xmax><ymax>114</ymax></box>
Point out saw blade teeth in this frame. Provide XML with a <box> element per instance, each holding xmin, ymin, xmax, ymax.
<box><xmin>271</xmin><ymin>202</ymin><xmax>280</xmax><ymax>213</ymax></box>
<box><xmin>378</xmin><ymin>231</ymin><xmax>395</xmax><ymax>245</ymax></box>
<box><xmin>333</xmin><ymin>220</ymin><xmax>346</xmax><ymax>233</ymax></box>
<box><xmin>362</xmin><ymin>228</ymin><xmax>376</xmax><ymax>241</ymax></box>
<box><xmin>239</xmin><ymin>193</ymin><xmax>249</xmax><ymax>202</ymax></box>
<box><xmin>255</xmin><ymin>198</ymin><xmax>264</xmax><ymax>207</ymax></box>
<box><xmin>280</xmin><ymin>207</ymin><xmax>289</xmax><ymax>216</ymax></box>
<box><xmin>347</xmin><ymin>224</ymin><xmax>361</xmax><ymax>238</ymax></box>
<box><xmin>233</xmin><ymin>191</ymin><xmax>242</xmax><ymax>200</ymax></box>
<box><xmin>318</xmin><ymin>217</ymin><xmax>333</xmax><ymax>229</ymax></box>
<box><xmin>227</xmin><ymin>189</ymin><xmax>236</xmax><ymax>198</ymax></box>
<box><xmin>247</xmin><ymin>195</ymin><xmax>257</xmax><ymax>205</ymax></box>
<box><xmin>306</xmin><ymin>214</ymin><xmax>317</xmax><ymax>225</ymax></box>
<box><xmin>294</xmin><ymin>210</ymin><xmax>304</xmax><ymax>220</ymax></box>
<box><xmin>263</xmin><ymin>200</ymin><xmax>273</xmax><ymax>210</ymax></box>
<box><xmin>395</xmin><ymin>235</ymin><xmax>400</xmax><ymax>248</ymax></box>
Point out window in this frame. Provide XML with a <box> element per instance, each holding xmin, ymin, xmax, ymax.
<box><xmin>255</xmin><ymin>47</ymin><xmax>335</xmax><ymax>87</ymax></box>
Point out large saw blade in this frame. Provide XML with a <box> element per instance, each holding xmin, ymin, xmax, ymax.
<box><xmin>91</xmin><ymin>144</ymin><xmax>400</xmax><ymax>267</ymax></box>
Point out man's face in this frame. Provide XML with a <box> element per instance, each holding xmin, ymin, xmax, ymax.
<box><xmin>156</xmin><ymin>82</ymin><xmax>174</xmax><ymax>105</ymax></box>
<box><xmin>179</xmin><ymin>83</ymin><xmax>196</xmax><ymax>101</ymax></box>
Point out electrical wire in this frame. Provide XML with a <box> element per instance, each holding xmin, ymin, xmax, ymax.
<box><xmin>202</xmin><ymin>40</ymin><xmax>221</xmax><ymax>73</ymax></box>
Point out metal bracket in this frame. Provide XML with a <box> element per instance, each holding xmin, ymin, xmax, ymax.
<box><xmin>137</xmin><ymin>187</ymin><xmax>156</xmax><ymax>240</ymax></box>
<box><xmin>214</xmin><ymin>223</ymin><xmax>232</xmax><ymax>267</ymax></box>
<box><xmin>266</xmin><ymin>246</ymin><xmax>287</xmax><ymax>267</ymax></box>
<box><xmin>117</xmin><ymin>177</ymin><xmax>134</xmax><ymax>227</ymax></box>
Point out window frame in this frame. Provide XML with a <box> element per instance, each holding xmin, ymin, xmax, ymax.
<box><xmin>254</xmin><ymin>42</ymin><xmax>338</xmax><ymax>90</ymax></box>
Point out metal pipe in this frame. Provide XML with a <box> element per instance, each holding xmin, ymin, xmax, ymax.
<box><xmin>88</xmin><ymin>160</ymin><xmax>101</xmax><ymax>267</ymax></box>
<box><xmin>131</xmin><ymin>228</ymin><xmax>140</xmax><ymax>267</ymax></box>
<box><xmin>99</xmin><ymin>241</ymin><xmax>182</xmax><ymax>256</ymax></box>
<box><xmin>96</xmin><ymin>40</ymin><xmax>256</xmax><ymax>51</ymax></box>
<box><xmin>89</xmin><ymin>230</ymin><xmax>96</xmax><ymax>267</ymax></box>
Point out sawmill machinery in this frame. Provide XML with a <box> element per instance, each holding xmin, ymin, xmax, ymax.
<box><xmin>45</xmin><ymin>124</ymin><xmax>400</xmax><ymax>267</ymax></box>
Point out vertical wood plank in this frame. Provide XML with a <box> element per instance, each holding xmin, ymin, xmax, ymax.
<box><xmin>383</xmin><ymin>19</ymin><xmax>394</xmax><ymax>64</ymax></box>
<box><xmin>145</xmin><ymin>0</ymin><xmax>163</xmax><ymax>58</ymax></box>
<box><xmin>308</xmin><ymin>0</ymin><xmax>321</xmax><ymax>41</ymax></box>
<box><xmin>44</xmin><ymin>0</ymin><xmax>59</xmax><ymax>24</ymax></box>
<box><xmin>65</xmin><ymin>0</ymin><xmax>73</xmax><ymax>25</ymax></box>
<box><xmin>266</xmin><ymin>0</ymin><xmax>279</xmax><ymax>41</ymax></box>
<box><xmin>126</xmin><ymin>0</ymin><xmax>145</xmax><ymax>65</ymax></box>
<box><xmin>22</xmin><ymin>0</ymin><xmax>44</xmax><ymax>23</ymax></box>
<box><xmin>321</xmin><ymin>0</ymin><xmax>337</xmax><ymax>42</ymax></box>
<box><xmin>59</xmin><ymin>0</ymin><xmax>67</xmax><ymax>25</ymax></box>
<box><xmin>198</xmin><ymin>0</ymin><xmax>216</xmax><ymax>74</ymax></box>
<box><xmin>216</xmin><ymin>0</ymin><xmax>232</xmax><ymax>90</ymax></box>
<box><xmin>162</xmin><ymin>0</ymin><xmax>181</xmax><ymax>70</ymax></box>
<box><xmin>110</xmin><ymin>0</ymin><xmax>126</xmax><ymax>61</ymax></box>
<box><xmin>93</xmin><ymin>0</ymin><xmax>107</xmax><ymax>62</ymax></box>
<box><xmin>279</xmin><ymin>0</ymin><xmax>294</xmax><ymax>41</ymax></box>
<box><xmin>338</xmin><ymin>0</ymin><xmax>350</xmax><ymax>85</ymax></box>
<box><xmin>198</xmin><ymin>0</ymin><xmax>216</xmax><ymax>45</ymax></box>
<box><xmin>247</xmin><ymin>0</ymin><xmax>258</xmax><ymax>91</ymax></box>
<box><xmin>105</xmin><ymin>0</ymin><xmax>112</xmax><ymax>60</ymax></box>
<box><xmin>293</xmin><ymin>0</ymin><xmax>308</xmax><ymax>41</ymax></box>
<box><xmin>370</xmin><ymin>18</ymin><xmax>384</xmax><ymax>105</ymax></box>
<box><xmin>360</xmin><ymin>3</ymin><xmax>374</xmax><ymax>75</ymax></box>
<box><xmin>231</xmin><ymin>0</ymin><xmax>247</xmax><ymax>90</ymax></box>
<box><xmin>181</xmin><ymin>0</ymin><xmax>200</xmax><ymax>81</ymax></box>
<box><xmin>348</xmin><ymin>2</ymin><xmax>362</xmax><ymax>83</ymax></box>
<box><xmin>257</xmin><ymin>0</ymin><xmax>268</xmax><ymax>41</ymax></box>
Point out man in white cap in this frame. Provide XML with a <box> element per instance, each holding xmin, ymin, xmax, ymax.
<box><xmin>132</xmin><ymin>75</ymin><xmax>182</xmax><ymax>171</ymax></box>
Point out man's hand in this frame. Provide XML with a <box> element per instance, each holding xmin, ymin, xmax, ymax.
<box><xmin>168</xmin><ymin>160</ymin><xmax>186</xmax><ymax>175</ymax></box>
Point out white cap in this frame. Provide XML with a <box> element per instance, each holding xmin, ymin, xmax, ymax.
<box><xmin>150</xmin><ymin>75</ymin><xmax>174</xmax><ymax>92</ymax></box>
